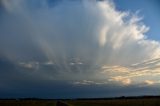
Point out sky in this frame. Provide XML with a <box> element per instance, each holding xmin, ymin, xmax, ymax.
<box><xmin>114</xmin><ymin>0</ymin><xmax>160</xmax><ymax>41</ymax></box>
<box><xmin>0</xmin><ymin>0</ymin><xmax>160</xmax><ymax>99</ymax></box>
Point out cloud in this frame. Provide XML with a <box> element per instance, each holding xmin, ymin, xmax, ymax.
<box><xmin>0</xmin><ymin>0</ymin><xmax>160</xmax><ymax>88</ymax></box>
<box><xmin>19</xmin><ymin>61</ymin><xmax>39</xmax><ymax>70</ymax></box>
<box><xmin>72</xmin><ymin>80</ymin><xmax>108</xmax><ymax>85</ymax></box>
<box><xmin>101</xmin><ymin>61</ymin><xmax>160</xmax><ymax>86</ymax></box>
<box><xmin>109</xmin><ymin>76</ymin><xmax>131</xmax><ymax>85</ymax></box>
<box><xmin>144</xmin><ymin>80</ymin><xmax>155</xmax><ymax>85</ymax></box>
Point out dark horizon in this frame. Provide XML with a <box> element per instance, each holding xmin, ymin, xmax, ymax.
<box><xmin>0</xmin><ymin>95</ymin><xmax>160</xmax><ymax>100</ymax></box>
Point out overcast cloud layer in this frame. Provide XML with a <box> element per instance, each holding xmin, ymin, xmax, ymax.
<box><xmin>0</xmin><ymin>0</ymin><xmax>160</xmax><ymax>98</ymax></box>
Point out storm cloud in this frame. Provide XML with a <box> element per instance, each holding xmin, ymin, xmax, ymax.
<box><xmin>0</xmin><ymin>0</ymin><xmax>160</xmax><ymax>98</ymax></box>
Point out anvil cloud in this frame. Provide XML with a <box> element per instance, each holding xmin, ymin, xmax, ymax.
<box><xmin>0</xmin><ymin>0</ymin><xmax>160</xmax><ymax>98</ymax></box>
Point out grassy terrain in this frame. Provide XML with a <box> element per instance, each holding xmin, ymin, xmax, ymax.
<box><xmin>0</xmin><ymin>98</ymin><xmax>160</xmax><ymax>106</ymax></box>
<box><xmin>0</xmin><ymin>100</ymin><xmax>56</xmax><ymax>106</ymax></box>
<box><xmin>67</xmin><ymin>98</ymin><xmax>160</xmax><ymax>106</ymax></box>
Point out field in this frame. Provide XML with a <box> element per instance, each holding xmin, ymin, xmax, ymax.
<box><xmin>0</xmin><ymin>97</ymin><xmax>160</xmax><ymax>106</ymax></box>
<box><xmin>68</xmin><ymin>98</ymin><xmax>160</xmax><ymax>106</ymax></box>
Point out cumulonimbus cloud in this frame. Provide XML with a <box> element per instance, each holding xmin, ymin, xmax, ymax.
<box><xmin>0</xmin><ymin>0</ymin><xmax>160</xmax><ymax>85</ymax></box>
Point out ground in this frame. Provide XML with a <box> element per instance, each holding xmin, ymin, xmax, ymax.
<box><xmin>0</xmin><ymin>97</ymin><xmax>160</xmax><ymax>106</ymax></box>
